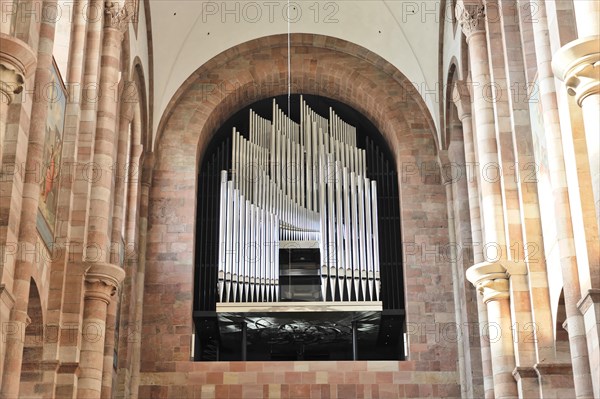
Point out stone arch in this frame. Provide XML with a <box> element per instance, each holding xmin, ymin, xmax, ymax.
<box><xmin>155</xmin><ymin>34</ymin><xmax>439</xmax><ymax>163</ymax></box>
<box><xmin>143</xmin><ymin>34</ymin><xmax>455</xmax><ymax>370</ymax></box>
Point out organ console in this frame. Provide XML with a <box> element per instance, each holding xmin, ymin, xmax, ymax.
<box><xmin>216</xmin><ymin>97</ymin><xmax>381</xmax><ymax>304</ymax></box>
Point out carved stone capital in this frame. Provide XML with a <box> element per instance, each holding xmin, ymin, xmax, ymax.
<box><xmin>84</xmin><ymin>262</ymin><xmax>125</xmax><ymax>304</ymax></box>
<box><xmin>553</xmin><ymin>36</ymin><xmax>600</xmax><ymax>106</ymax></box>
<box><xmin>0</xmin><ymin>33</ymin><xmax>36</xmax><ymax>104</ymax></box>
<box><xmin>0</xmin><ymin>63</ymin><xmax>24</xmax><ymax>104</ymax></box>
<box><xmin>466</xmin><ymin>261</ymin><xmax>509</xmax><ymax>303</ymax></box>
<box><xmin>104</xmin><ymin>1</ymin><xmax>130</xmax><ymax>34</ymax></box>
<box><xmin>456</xmin><ymin>1</ymin><xmax>486</xmax><ymax>41</ymax></box>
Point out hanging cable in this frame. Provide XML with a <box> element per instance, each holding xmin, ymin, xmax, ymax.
<box><xmin>287</xmin><ymin>0</ymin><xmax>291</xmax><ymax>114</ymax></box>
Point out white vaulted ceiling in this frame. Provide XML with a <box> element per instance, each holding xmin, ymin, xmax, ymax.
<box><xmin>148</xmin><ymin>0</ymin><xmax>443</xmax><ymax>139</ymax></box>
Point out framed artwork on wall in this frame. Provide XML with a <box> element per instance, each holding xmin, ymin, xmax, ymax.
<box><xmin>37</xmin><ymin>58</ymin><xmax>66</xmax><ymax>246</ymax></box>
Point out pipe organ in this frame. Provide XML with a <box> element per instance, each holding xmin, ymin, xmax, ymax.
<box><xmin>195</xmin><ymin>94</ymin><xmax>404</xmax><ymax>361</ymax></box>
<box><xmin>217</xmin><ymin>97</ymin><xmax>382</xmax><ymax>303</ymax></box>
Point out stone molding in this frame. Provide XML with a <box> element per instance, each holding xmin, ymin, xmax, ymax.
<box><xmin>553</xmin><ymin>36</ymin><xmax>600</xmax><ymax>106</ymax></box>
<box><xmin>577</xmin><ymin>288</ymin><xmax>600</xmax><ymax>315</ymax></box>
<box><xmin>84</xmin><ymin>262</ymin><xmax>126</xmax><ymax>303</ymax></box>
<box><xmin>466</xmin><ymin>261</ymin><xmax>509</xmax><ymax>303</ymax></box>
<box><xmin>0</xmin><ymin>283</ymin><xmax>15</xmax><ymax>310</ymax></box>
<box><xmin>0</xmin><ymin>33</ymin><xmax>36</xmax><ymax>76</ymax></box>
<box><xmin>0</xmin><ymin>33</ymin><xmax>36</xmax><ymax>104</ymax></box>
<box><xmin>57</xmin><ymin>362</ymin><xmax>81</xmax><ymax>376</ymax></box>
<box><xmin>534</xmin><ymin>362</ymin><xmax>573</xmax><ymax>376</ymax></box>
<box><xmin>40</xmin><ymin>360</ymin><xmax>60</xmax><ymax>372</ymax></box>
<box><xmin>456</xmin><ymin>1</ymin><xmax>486</xmax><ymax>41</ymax></box>
<box><xmin>512</xmin><ymin>366</ymin><xmax>538</xmax><ymax>382</ymax></box>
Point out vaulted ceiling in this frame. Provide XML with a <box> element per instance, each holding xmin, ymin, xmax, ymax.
<box><xmin>148</xmin><ymin>0</ymin><xmax>443</xmax><ymax>134</ymax></box>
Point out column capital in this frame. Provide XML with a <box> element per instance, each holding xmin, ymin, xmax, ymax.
<box><xmin>84</xmin><ymin>262</ymin><xmax>126</xmax><ymax>303</ymax></box>
<box><xmin>0</xmin><ymin>63</ymin><xmax>24</xmax><ymax>104</ymax></box>
<box><xmin>455</xmin><ymin>1</ymin><xmax>486</xmax><ymax>42</ymax></box>
<box><xmin>466</xmin><ymin>261</ymin><xmax>509</xmax><ymax>303</ymax></box>
<box><xmin>0</xmin><ymin>33</ymin><xmax>36</xmax><ymax>104</ymax></box>
<box><xmin>104</xmin><ymin>1</ymin><xmax>130</xmax><ymax>35</ymax></box>
<box><xmin>553</xmin><ymin>36</ymin><xmax>600</xmax><ymax>106</ymax></box>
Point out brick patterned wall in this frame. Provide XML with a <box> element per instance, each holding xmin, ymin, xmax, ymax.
<box><xmin>144</xmin><ymin>34</ymin><xmax>457</xmax><ymax>398</ymax></box>
<box><xmin>139</xmin><ymin>361</ymin><xmax>461</xmax><ymax>398</ymax></box>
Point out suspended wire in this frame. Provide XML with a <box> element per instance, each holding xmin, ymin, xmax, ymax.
<box><xmin>287</xmin><ymin>0</ymin><xmax>291</xmax><ymax>114</ymax></box>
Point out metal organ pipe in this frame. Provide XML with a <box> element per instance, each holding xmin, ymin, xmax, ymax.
<box><xmin>216</xmin><ymin>98</ymin><xmax>383</xmax><ymax>304</ymax></box>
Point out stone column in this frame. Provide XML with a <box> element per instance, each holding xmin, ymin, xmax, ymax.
<box><xmin>467</xmin><ymin>262</ymin><xmax>518</xmax><ymax>399</ymax></box>
<box><xmin>453</xmin><ymin>84</ymin><xmax>493</xmax><ymax>397</ymax></box>
<box><xmin>456</xmin><ymin>1</ymin><xmax>507</xmax><ymax>253</ymax></box>
<box><xmin>576</xmin><ymin>290</ymin><xmax>600</xmax><ymax>398</ymax></box>
<box><xmin>459</xmin><ymin>103</ymin><xmax>495</xmax><ymax>397</ymax></box>
<box><xmin>129</xmin><ymin>153</ymin><xmax>154</xmax><ymax>399</ymax></box>
<box><xmin>100</xmin><ymin>295</ymin><xmax>118</xmax><ymax>399</ymax></box>
<box><xmin>456</xmin><ymin>2</ymin><xmax>518</xmax><ymax>397</ymax></box>
<box><xmin>0</xmin><ymin>284</ymin><xmax>15</xmax><ymax>387</ymax></box>
<box><xmin>0</xmin><ymin>59</ymin><xmax>23</xmax><ymax>383</ymax></box>
<box><xmin>78</xmin><ymin>263</ymin><xmax>125</xmax><ymax>399</ymax></box>
<box><xmin>100</xmin><ymin>84</ymin><xmax>135</xmax><ymax>399</ymax></box>
<box><xmin>0</xmin><ymin>5</ymin><xmax>55</xmax><ymax>396</ymax></box>
<box><xmin>553</xmin><ymin>37</ymin><xmax>600</xmax><ymax>230</ymax></box>
<box><xmin>551</xmin><ymin>2</ymin><xmax>600</xmax><ymax>398</ymax></box>
<box><xmin>0</xmin><ymin>63</ymin><xmax>23</xmax><ymax>165</ymax></box>
<box><xmin>85</xmin><ymin>2</ymin><xmax>128</xmax><ymax>261</ymax></box>
<box><xmin>0</xmin><ymin>33</ymin><xmax>35</xmax><ymax>167</ymax></box>
<box><xmin>79</xmin><ymin>4</ymin><xmax>129</xmax><ymax>399</ymax></box>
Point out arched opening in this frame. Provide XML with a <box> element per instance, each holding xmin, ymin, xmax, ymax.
<box><xmin>144</xmin><ymin>34</ymin><xmax>454</xmax><ymax>372</ymax></box>
<box><xmin>18</xmin><ymin>280</ymin><xmax>44</xmax><ymax>398</ymax></box>
<box><xmin>193</xmin><ymin>94</ymin><xmax>404</xmax><ymax>361</ymax></box>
